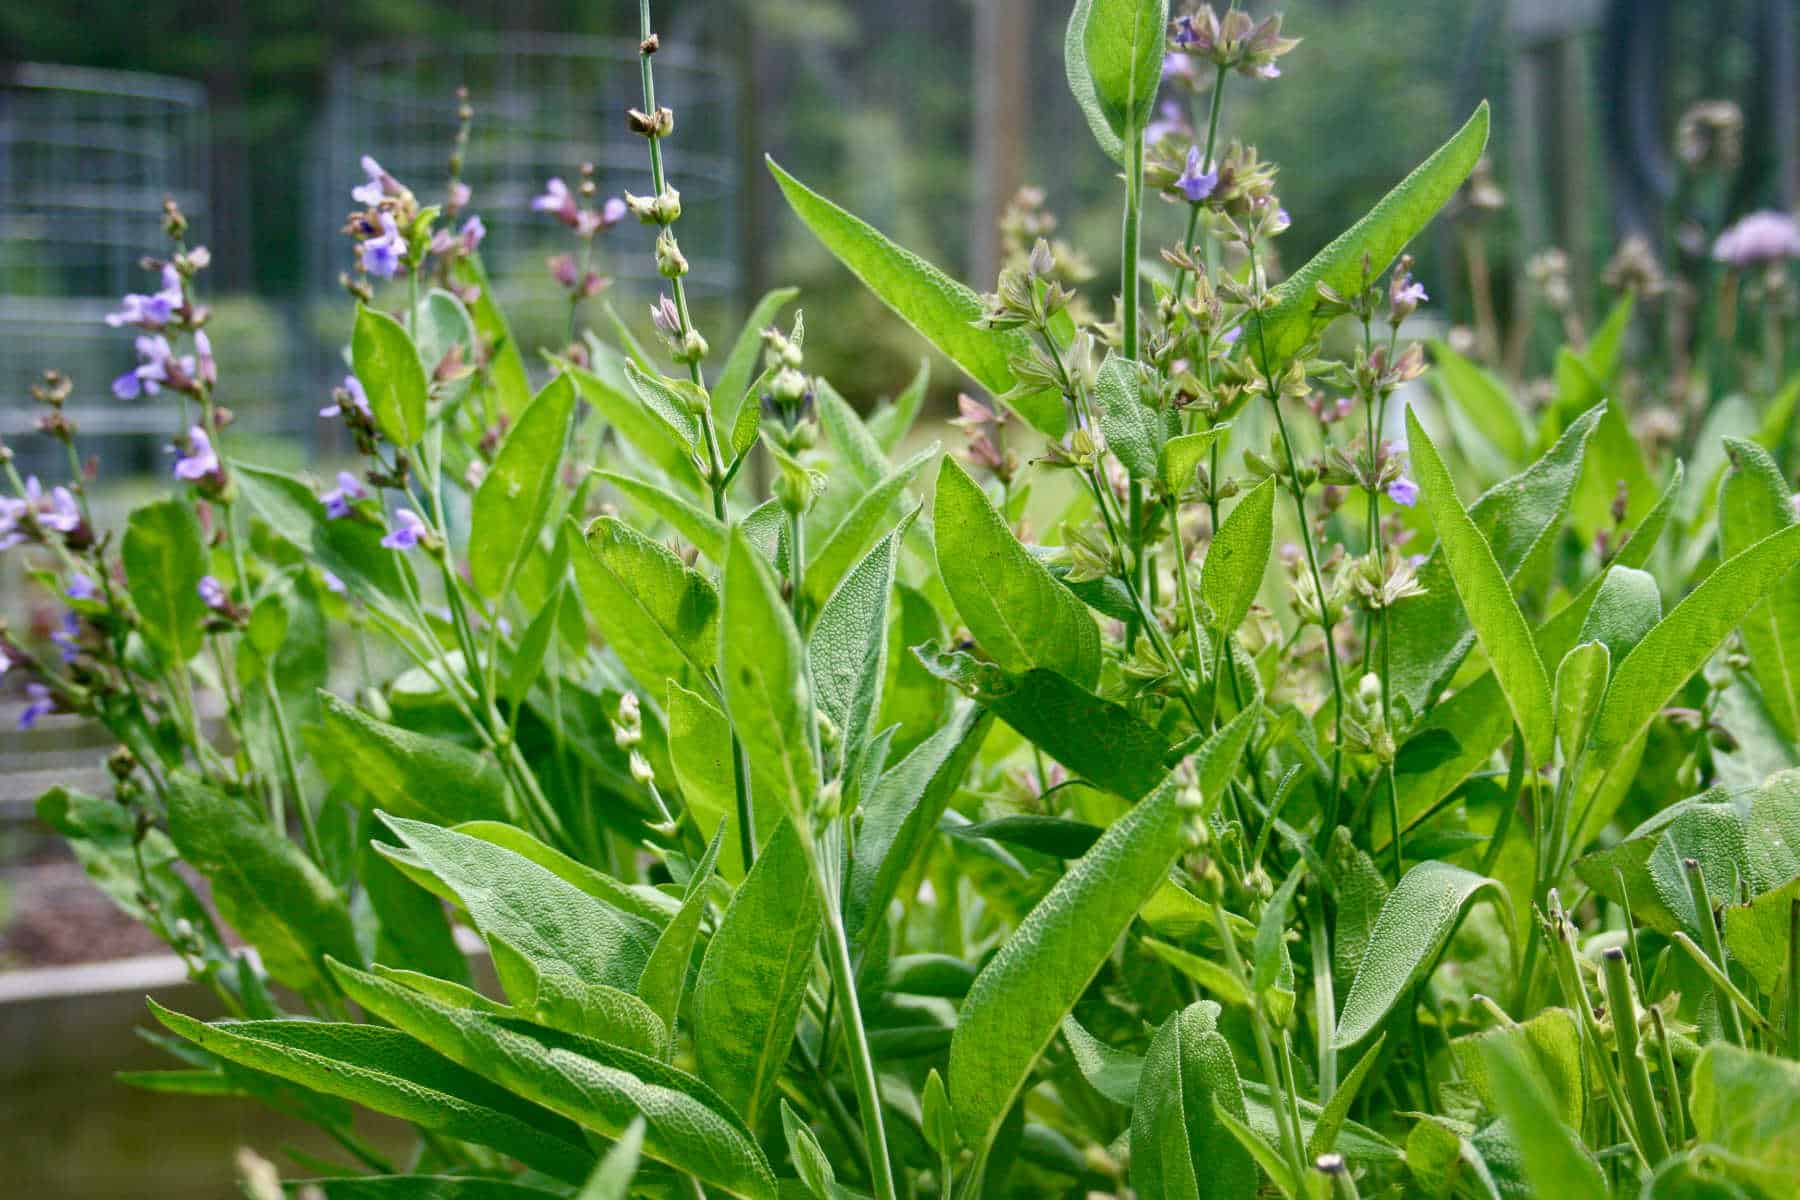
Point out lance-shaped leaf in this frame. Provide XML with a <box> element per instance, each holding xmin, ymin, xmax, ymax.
<box><xmin>375</xmin><ymin>814</ymin><xmax>661</xmax><ymax>1037</ymax></box>
<box><xmin>1592</xmin><ymin>523</ymin><xmax>1800</xmax><ymax>752</ymax></box>
<box><xmin>690</xmin><ymin>818</ymin><xmax>820</xmax><ymax>1129</ymax></box>
<box><xmin>714</xmin><ymin>286</ymin><xmax>798</xmax><ymax>432</ymax></box>
<box><xmin>869</xmin><ymin>357</ymin><xmax>931</xmax><ymax>455</ymax></box>
<box><xmin>471</xmin><ymin>372</ymin><xmax>577</xmax><ymax>596</ymax></box>
<box><xmin>149</xmin><ymin>1004</ymin><xmax>595</xmax><ymax>1184</ymax></box>
<box><xmin>1687</xmin><ymin>1044</ymin><xmax>1800</xmax><ymax>1200</ymax></box>
<box><xmin>310</xmin><ymin>692</ymin><xmax>510</xmax><ymax>826</ymax></box>
<box><xmin>919</xmin><ymin>643</ymin><xmax>1168</xmax><ymax>800</ymax></box>
<box><xmin>329</xmin><ymin>962</ymin><xmax>778</xmax><ymax>1200</ymax></box>
<box><xmin>595</xmin><ymin>470</ymin><xmax>727</xmax><ymax>564</ymax></box>
<box><xmin>948</xmin><ymin>771</ymin><xmax>1189</xmax><ymax>1152</ymax></box>
<box><xmin>1093</xmin><ymin>353</ymin><xmax>1169</xmax><ymax>481</ymax></box>
<box><xmin>720</xmin><ymin>527</ymin><xmax>819</xmax><ymax>828</ymax></box>
<box><xmin>234</xmin><ymin>463</ymin><xmax>413</xmax><ymax>626</ymax></box>
<box><xmin>574</xmin><ymin>516</ymin><xmax>718</xmax><ymax>696</ymax></box>
<box><xmin>451</xmin><ymin>254</ymin><xmax>532</xmax><ymax>417</ymax></box>
<box><xmin>1251</xmin><ymin>102</ymin><xmax>1489</xmax><ymax>372</ymax></box>
<box><xmin>935</xmin><ymin>456</ymin><xmax>1101</xmax><ymax>687</ymax></box>
<box><xmin>637</xmin><ymin>825</ymin><xmax>724</xmax><ymax>1046</ymax></box>
<box><xmin>1131</xmin><ymin>1000</ymin><xmax>1255</xmax><ymax>1200</ymax></box>
<box><xmin>352</xmin><ymin>304</ymin><xmax>429</xmax><ymax>446</ymax></box>
<box><xmin>286</xmin><ymin>1179</ymin><xmax>565</xmax><ymax>1199</ymax></box>
<box><xmin>1406</xmin><ymin>405</ymin><xmax>1554</xmax><ymax>766</ymax></box>
<box><xmin>1334</xmin><ymin>861</ymin><xmax>1510</xmax><ymax>1049</ymax></box>
<box><xmin>165</xmin><ymin>776</ymin><xmax>359</xmax><ymax>995</ymax></box>
<box><xmin>767</xmin><ymin>158</ymin><xmax>1063</xmax><ymax>436</ymax></box>
<box><xmin>802</xmin><ymin>445</ymin><xmax>934</xmax><ymax>608</ymax></box>
<box><xmin>1159</xmin><ymin>425</ymin><xmax>1230</xmax><ymax>495</ymax></box>
<box><xmin>1480</xmin><ymin>1038</ymin><xmax>1609</xmax><ymax>1197</ymax></box>
<box><xmin>1202</xmin><ymin>476</ymin><xmax>1275</xmax><ymax>636</ymax></box>
<box><xmin>811</xmin><ymin>516</ymin><xmax>911</xmax><ymax>783</ymax></box>
<box><xmin>1719</xmin><ymin>437</ymin><xmax>1800</xmax><ymax>738</ymax></box>
<box><xmin>563</xmin><ymin>354</ymin><xmax>703</xmax><ymax>492</ymax></box>
<box><xmin>846</xmin><ymin>701</ymin><xmax>992</xmax><ymax>947</ymax></box>
<box><xmin>622</xmin><ymin>360</ymin><xmax>701</xmax><ymax>451</ymax></box>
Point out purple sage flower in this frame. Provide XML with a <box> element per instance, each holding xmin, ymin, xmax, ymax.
<box><xmin>321</xmin><ymin>569</ymin><xmax>347</xmax><ymax>595</ymax></box>
<box><xmin>0</xmin><ymin>646</ymin><xmax>11</xmax><ymax>677</ymax></box>
<box><xmin>51</xmin><ymin>611</ymin><xmax>81</xmax><ymax>662</ymax></box>
<box><xmin>381</xmin><ymin>508</ymin><xmax>428</xmax><ymax>551</ymax></box>
<box><xmin>359</xmin><ymin>212</ymin><xmax>405</xmax><ymax>279</ymax></box>
<box><xmin>533</xmin><ymin>177</ymin><xmax>578</xmax><ymax>223</ymax></box>
<box><xmin>1162</xmin><ymin>52</ymin><xmax>1197</xmax><ymax>86</ymax></box>
<box><xmin>1711</xmin><ymin>210</ymin><xmax>1800</xmax><ymax>268</ymax></box>
<box><xmin>1145</xmin><ymin>99</ymin><xmax>1189</xmax><ymax>145</ymax></box>
<box><xmin>0</xmin><ymin>477</ymin><xmax>82</xmax><ymax>548</ymax></box>
<box><xmin>448</xmin><ymin>180</ymin><xmax>472</xmax><ymax>211</ymax></box>
<box><xmin>103</xmin><ymin>264</ymin><xmax>184</xmax><ymax>329</ymax></box>
<box><xmin>1176</xmin><ymin>146</ymin><xmax>1219</xmax><ymax>203</ymax></box>
<box><xmin>320</xmin><ymin>374</ymin><xmax>372</xmax><ymax>420</ymax></box>
<box><xmin>459</xmin><ymin>215</ymin><xmax>486</xmax><ymax>253</ymax></box>
<box><xmin>352</xmin><ymin>155</ymin><xmax>393</xmax><ymax>207</ymax></box>
<box><xmin>1386</xmin><ymin>476</ymin><xmax>1420</xmax><ymax>507</ymax></box>
<box><xmin>65</xmin><ymin>574</ymin><xmax>98</xmax><ymax>601</ymax></box>
<box><xmin>321</xmin><ymin>471</ymin><xmax>367</xmax><ymax>520</ymax></box>
<box><xmin>601</xmin><ymin>196</ymin><xmax>628</xmax><ymax>226</ymax></box>
<box><xmin>173</xmin><ymin>426</ymin><xmax>220</xmax><ymax>482</ymax></box>
<box><xmin>18</xmin><ymin>682</ymin><xmax>54</xmax><ymax>730</ymax></box>
<box><xmin>650</xmin><ymin>294</ymin><xmax>682</xmax><ymax>338</ymax></box>
<box><xmin>198</xmin><ymin>575</ymin><xmax>229</xmax><ymax>611</ymax></box>
<box><xmin>112</xmin><ymin>334</ymin><xmax>192</xmax><ymax>400</ymax></box>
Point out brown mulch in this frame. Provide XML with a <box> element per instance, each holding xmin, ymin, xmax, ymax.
<box><xmin>1</xmin><ymin>856</ymin><xmax>167</xmax><ymax>968</ymax></box>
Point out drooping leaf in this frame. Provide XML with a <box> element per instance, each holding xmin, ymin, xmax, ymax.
<box><xmin>1406</xmin><ymin>405</ymin><xmax>1554</xmax><ymax>766</ymax></box>
<box><xmin>948</xmin><ymin>771</ymin><xmax>1188</xmax><ymax>1152</ymax></box>
<box><xmin>309</xmin><ymin>692</ymin><xmax>510</xmax><ymax>826</ymax></box>
<box><xmin>329</xmin><ymin>962</ymin><xmax>777</xmax><ymax>1200</ymax></box>
<box><xmin>471</xmin><ymin>372</ymin><xmax>577</xmax><ymax>597</ymax></box>
<box><xmin>165</xmin><ymin>776</ymin><xmax>359</xmax><ymax>995</ymax></box>
<box><xmin>934</xmin><ymin>456</ymin><xmax>1101</xmax><ymax>687</ymax></box>
<box><xmin>918</xmin><ymin>643</ymin><xmax>1169</xmax><ymax>800</ymax></box>
<box><xmin>352</xmin><ymin>304</ymin><xmax>429</xmax><ymax>446</ymax></box>
<box><xmin>1334</xmin><ymin>861</ymin><xmax>1510</xmax><ymax>1049</ymax></box>
<box><xmin>150</xmin><ymin>1004</ymin><xmax>594</xmax><ymax>1184</ymax></box>
<box><xmin>691</xmin><ymin>818</ymin><xmax>821</xmax><ymax>1130</ymax></box>
<box><xmin>1251</xmin><ymin>102</ymin><xmax>1489</xmax><ymax>372</ymax></box>
<box><xmin>767</xmin><ymin>158</ymin><xmax>1063</xmax><ymax>436</ymax></box>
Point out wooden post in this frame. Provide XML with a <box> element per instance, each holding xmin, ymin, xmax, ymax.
<box><xmin>970</xmin><ymin>0</ymin><xmax>1030</xmax><ymax>289</ymax></box>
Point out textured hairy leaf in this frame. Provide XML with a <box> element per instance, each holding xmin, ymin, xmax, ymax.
<box><xmin>352</xmin><ymin>304</ymin><xmax>428</xmax><ymax>446</ymax></box>
<box><xmin>846</xmin><ymin>701</ymin><xmax>992</xmax><ymax>947</ymax></box>
<box><xmin>811</xmin><ymin>517</ymin><xmax>909</xmax><ymax>784</ymax></box>
<box><xmin>165</xmin><ymin>776</ymin><xmax>359</xmax><ymax>994</ymax></box>
<box><xmin>562</xmin><ymin>354</ymin><xmax>703</xmax><ymax>492</ymax></box>
<box><xmin>376</xmin><ymin>814</ymin><xmax>661</xmax><ymax>1038</ymax></box>
<box><xmin>1688</xmin><ymin>1044</ymin><xmax>1800</xmax><ymax>1199</ymax></box>
<box><xmin>1130</xmin><ymin>1000</ymin><xmax>1255</xmax><ymax>1200</ymax></box>
<box><xmin>1062</xmin><ymin>1014</ymin><xmax>1143</xmax><ymax>1107</ymax></box>
<box><xmin>1159</xmin><ymin>426</ymin><xmax>1230</xmax><ymax>495</ymax></box>
<box><xmin>295</xmin><ymin>1178</ymin><xmax>563</xmax><ymax>1198</ymax></box>
<box><xmin>1406</xmin><ymin>406</ymin><xmax>1554</xmax><ymax>766</ymax></box>
<box><xmin>948</xmin><ymin>771</ymin><xmax>1188</xmax><ymax>1151</ymax></box>
<box><xmin>1451</xmin><ymin>1008</ymin><xmax>1585</xmax><ymax>1129</ymax></box>
<box><xmin>1093</xmin><ymin>354</ymin><xmax>1168</xmax><ymax>480</ymax></box>
<box><xmin>235</xmin><ymin>463</ymin><xmax>412</xmax><ymax>626</ymax></box>
<box><xmin>767</xmin><ymin>158</ymin><xmax>1063</xmax><ymax>436</ymax></box>
<box><xmin>622</xmin><ymin>360</ymin><xmax>701</xmax><ymax>451</ymax></box>
<box><xmin>638</xmin><ymin>825</ymin><xmax>724</xmax><ymax>1046</ymax></box>
<box><xmin>149</xmin><ymin>1003</ymin><xmax>594</xmax><ymax>1184</ymax></box>
<box><xmin>721</xmin><ymin>527</ymin><xmax>819</xmax><ymax>828</ymax></box>
<box><xmin>470</xmin><ymin>372</ymin><xmax>576</xmax><ymax>597</ymax></box>
<box><xmin>310</xmin><ymin>692</ymin><xmax>510</xmax><ymax>826</ymax></box>
<box><xmin>1252</xmin><ymin>102</ymin><xmax>1488</xmax><ymax>371</ymax></box>
<box><xmin>803</xmin><ymin>446</ymin><xmax>933</xmax><ymax>608</ymax></box>
<box><xmin>330</xmin><ymin>963</ymin><xmax>777</xmax><ymax>1200</ymax></box>
<box><xmin>1081</xmin><ymin>0</ymin><xmax>1168</xmax><ymax>144</ymax></box>
<box><xmin>1479</xmin><ymin>1038</ymin><xmax>1608</xmax><ymax>1197</ymax></box>
<box><xmin>1720</xmin><ymin>437</ymin><xmax>1800</xmax><ymax>738</ymax></box>
<box><xmin>1064</xmin><ymin>0</ymin><xmax>1123</xmax><ymax>161</ymax></box>
<box><xmin>595</xmin><ymin>470</ymin><xmax>727</xmax><ymax>564</ymax></box>
<box><xmin>934</xmin><ymin>456</ymin><xmax>1101</xmax><ymax>687</ymax></box>
<box><xmin>574</xmin><ymin>516</ymin><xmax>718</xmax><ymax>696</ymax></box>
<box><xmin>1334</xmin><ymin>861</ymin><xmax>1509</xmax><ymax>1049</ymax></box>
<box><xmin>1592</xmin><ymin>524</ymin><xmax>1800</xmax><ymax>752</ymax></box>
<box><xmin>450</xmin><ymin>255</ymin><xmax>532</xmax><ymax>417</ymax></box>
<box><xmin>1202</xmin><ymin>476</ymin><xmax>1275</xmax><ymax>636</ymax></box>
<box><xmin>918</xmin><ymin>644</ymin><xmax>1168</xmax><ymax>800</ymax></box>
<box><xmin>715</xmin><ymin>287</ymin><xmax>798</xmax><ymax>432</ymax></box>
<box><xmin>690</xmin><ymin>818</ymin><xmax>821</xmax><ymax>1129</ymax></box>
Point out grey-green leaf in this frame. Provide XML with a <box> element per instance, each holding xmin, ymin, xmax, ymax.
<box><xmin>691</xmin><ymin>817</ymin><xmax>821</xmax><ymax>1129</ymax></box>
<box><xmin>1406</xmin><ymin>405</ymin><xmax>1554</xmax><ymax>766</ymax></box>
<box><xmin>574</xmin><ymin>516</ymin><xmax>719</xmax><ymax>696</ymax></box>
<box><xmin>721</xmin><ymin>527</ymin><xmax>819</xmax><ymax>828</ymax></box>
<box><xmin>122</xmin><ymin>497</ymin><xmax>207</xmax><ymax>667</ymax></box>
<box><xmin>471</xmin><ymin>372</ymin><xmax>576</xmax><ymax>597</ymax></box>
<box><xmin>1130</xmin><ymin>1000</ymin><xmax>1256</xmax><ymax>1200</ymax></box>
<box><xmin>1719</xmin><ymin>437</ymin><xmax>1800</xmax><ymax>738</ymax></box>
<box><xmin>1334</xmin><ymin>861</ymin><xmax>1510</xmax><ymax>1049</ymax></box>
<box><xmin>1079</xmin><ymin>0</ymin><xmax>1169</xmax><ymax>144</ymax></box>
<box><xmin>1202</xmin><ymin>476</ymin><xmax>1275</xmax><ymax>636</ymax></box>
<box><xmin>948</xmin><ymin>771</ymin><xmax>1189</xmax><ymax>1151</ymax></box>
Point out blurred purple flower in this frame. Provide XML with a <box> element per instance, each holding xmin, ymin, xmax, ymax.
<box><xmin>1</xmin><ymin>477</ymin><xmax>81</xmax><ymax>548</ymax></box>
<box><xmin>18</xmin><ymin>682</ymin><xmax>53</xmax><ymax>730</ymax></box>
<box><xmin>320</xmin><ymin>374</ymin><xmax>371</xmax><ymax>420</ymax></box>
<box><xmin>321</xmin><ymin>471</ymin><xmax>367</xmax><ymax>519</ymax></box>
<box><xmin>359</xmin><ymin>212</ymin><xmax>404</xmax><ymax>279</ymax></box>
<box><xmin>1176</xmin><ymin>146</ymin><xmax>1218</xmax><ymax>203</ymax></box>
<box><xmin>448</xmin><ymin>180</ymin><xmax>471</xmax><ymax>211</ymax></box>
<box><xmin>352</xmin><ymin>155</ymin><xmax>393</xmax><ymax>207</ymax></box>
<box><xmin>533</xmin><ymin>177</ymin><xmax>577</xmax><ymax>222</ymax></box>
<box><xmin>601</xmin><ymin>196</ymin><xmax>628</xmax><ymax>226</ymax></box>
<box><xmin>321</xmin><ymin>569</ymin><xmax>347</xmax><ymax>595</ymax></box>
<box><xmin>1711</xmin><ymin>210</ymin><xmax>1800</xmax><ymax>268</ymax></box>
<box><xmin>51</xmin><ymin>612</ymin><xmax>81</xmax><ymax>662</ymax></box>
<box><xmin>1386</xmin><ymin>476</ymin><xmax>1420</xmax><ymax>507</ymax></box>
<box><xmin>104</xmin><ymin>264</ymin><xmax>183</xmax><ymax>329</ymax></box>
<box><xmin>1145</xmin><ymin>99</ymin><xmax>1189</xmax><ymax>144</ymax></box>
<box><xmin>112</xmin><ymin>334</ymin><xmax>193</xmax><ymax>400</ymax></box>
<box><xmin>173</xmin><ymin>426</ymin><xmax>219</xmax><ymax>482</ymax></box>
<box><xmin>381</xmin><ymin>508</ymin><xmax>428</xmax><ymax>551</ymax></box>
<box><xmin>459</xmin><ymin>216</ymin><xmax>486</xmax><ymax>253</ymax></box>
<box><xmin>65</xmin><ymin>574</ymin><xmax>97</xmax><ymax>601</ymax></box>
<box><xmin>198</xmin><ymin>575</ymin><xmax>229</xmax><ymax>611</ymax></box>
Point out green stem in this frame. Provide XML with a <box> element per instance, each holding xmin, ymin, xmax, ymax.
<box><xmin>1601</xmin><ymin>947</ymin><xmax>1669</xmax><ymax>1163</ymax></box>
<box><xmin>1681</xmin><ymin>861</ymin><xmax>1744</xmax><ymax>1045</ymax></box>
<box><xmin>1210</xmin><ymin>900</ymin><xmax>1308</xmax><ymax>1183</ymax></box>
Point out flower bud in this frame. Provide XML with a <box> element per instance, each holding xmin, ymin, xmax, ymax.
<box><xmin>655</xmin><ymin>230</ymin><xmax>689</xmax><ymax>278</ymax></box>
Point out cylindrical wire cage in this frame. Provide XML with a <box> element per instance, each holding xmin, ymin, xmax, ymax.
<box><xmin>311</xmin><ymin>34</ymin><xmax>738</xmax><ymax>402</ymax></box>
<box><xmin>0</xmin><ymin>64</ymin><xmax>211</xmax><ymax>469</ymax></box>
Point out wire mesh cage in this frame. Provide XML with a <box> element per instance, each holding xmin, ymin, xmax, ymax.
<box><xmin>311</xmin><ymin>35</ymin><xmax>738</xmax><ymax>397</ymax></box>
<box><xmin>0</xmin><ymin>64</ymin><xmax>212</xmax><ymax>470</ymax></box>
